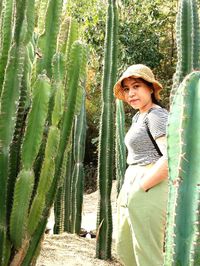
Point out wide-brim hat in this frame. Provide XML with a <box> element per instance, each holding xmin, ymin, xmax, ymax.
<box><xmin>113</xmin><ymin>64</ymin><xmax>163</xmax><ymax>101</ymax></box>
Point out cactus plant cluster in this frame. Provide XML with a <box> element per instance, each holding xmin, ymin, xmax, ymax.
<box><xmin>165</xmin><ymin>0</ymin><xmax>200</xmax><ymax>265</ymax></box>
<box><xmin>170</xmin><ymin>0</ymin><xmax>200</xmax><ymax>104</ymax></box>
<box><xmin>54</xmin><ymin>69</ymin><xmax>87</xmax><ymax>235</ymax></box>
<box><xmin>165</xmin><ymin>71</ymin><xmax>200</xmax><ymax>266</ymax></box>
<box><xmin>0</xmin><ymin>0</ymin><xmax>87</xmax><ymax>264</ymax></box>
<box><xmin>96</xmin><ymin>0</ymin><xmax>118</xmax><ymax>260</ymax></box>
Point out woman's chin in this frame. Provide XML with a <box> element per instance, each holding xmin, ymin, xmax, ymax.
<box><xmin>129</xmin><ymin>102</ymin><xmax>140</xmax><ymax>109</ymax></box>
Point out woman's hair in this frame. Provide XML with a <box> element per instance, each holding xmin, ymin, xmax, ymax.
<box><xmin>121</xmin><ymin>77</ymin><xmax>163</xmax><ymax>107</ymax></box>
<box><xmin>141</xmin><ymin>79</ymin><xmax>163</xmax><ymax>106</ymax></box>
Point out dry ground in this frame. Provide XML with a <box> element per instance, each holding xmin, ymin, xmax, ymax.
<box><xmin>36</xmin><ymin>181</ymin><xmax>122</xmax><ymax>266</ymax></box>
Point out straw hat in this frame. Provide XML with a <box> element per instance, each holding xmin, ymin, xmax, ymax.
<box><xmin>113</xmin><ymin>64</ymin><xmax>163</xmax><ymax>101</ymax></box>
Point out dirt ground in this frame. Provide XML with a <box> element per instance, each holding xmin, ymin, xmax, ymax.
<box><xmin>36</xmin><ymin>181</ymin><xmax>122</xmax><ymax>266</ymax></box>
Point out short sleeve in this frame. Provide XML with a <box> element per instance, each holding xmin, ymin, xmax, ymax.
<box><xmin>146</xmin><ymin>108</ymin><xmax>168</xmax><ymax>139</ymax></box>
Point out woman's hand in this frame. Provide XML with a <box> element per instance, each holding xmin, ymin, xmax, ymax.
<box><xmin>139</xmin><ymin>157</ymin><xmax>168</xmax><ymax>191</ymax></box>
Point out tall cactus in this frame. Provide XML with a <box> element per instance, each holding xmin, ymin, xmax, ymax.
<box><xmin>0</xmin><ymin>0</ymin><xmax>31</xmax><ymax>261</ymax></box>
<box><xmin>54</xmin><ymin>92</ymin><xmax>87</xmax><ymax>235</ymax></box>
<box><xmin>96</xmin><ymin>0</ymin><xmax>118</xmax><ymax>259</ymax></box>
<box><xmin>54</xmin><ymin>40</ymin><xmax>87</xmax><ymax>234</ymax></box>
<box><xmin>70</xmin><ymin>92</ymin><xmax>87</xmax><ymax>234</ymax></box>
<box><xmin>115</xmin><ymin>99</ymin><xmax>126</xmax><ymax>195</ymax></box>
<box><xmin>35</xmin><ymin>0</ymin><xmax>49</xmax><ymax>34</ymax></box>
<box><xmin>0</xmin><ymin>0</ymin><xmax>14</xmax><ymax>95</ymax></box>
<box><xmin>165</xmin><ymin>71</ymin><xmax>200</xmax><ymax>265</ymax></box>
<box><xmin>170</xmin><ymin>0</ymin><xmax>200</xmax><ymax>103</ymax></box>
<box><xmin>64</xmin><ymin>142</ymin><xmax>74</xmax><ymax>232</ymax></box>
<box><xmin>10</xmin><ymin>73</ymin><xmax>51</xmax><ymax>251</ymax></box>
<box><xmin>37</xmin><ymin>0</ymin><xmax>63</xmax><ymax>77</ymax></box>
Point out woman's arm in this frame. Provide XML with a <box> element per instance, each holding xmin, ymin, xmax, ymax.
<box><xmin>140</xmin><ymin>136</ymin><xmax>168</xmax><ymax>191</ymax></box>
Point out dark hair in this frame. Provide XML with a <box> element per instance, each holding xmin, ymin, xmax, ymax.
<box><xmin>143</xmin><ymin>80</ymin><xmax>163</xmax><ymax>107</ymax></box>
<box><xmin>122</xmin><ymin>77</ymin><xmax>163</xmax><ymax>107</ymax></box>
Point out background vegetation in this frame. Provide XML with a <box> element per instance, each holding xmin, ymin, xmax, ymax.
<box><xmin>66</xmin><ymin>0</ymin><xmax>178</xmax><ymax>191</ymax></box>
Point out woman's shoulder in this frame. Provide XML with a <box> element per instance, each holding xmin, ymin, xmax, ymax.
<box><xmin>148</xmin><ymin>106</ymin><xmax>168</xmax><ymax>118</ymax></box>
<box><xmin>146</xmin><ymin>106</ymin><xmax>168</xmax><ymax>125</ymax></box>
<box><xmin>146</xmin><ymin>106</ymin><xmax>168</xmax><ymax>138</ymax></box>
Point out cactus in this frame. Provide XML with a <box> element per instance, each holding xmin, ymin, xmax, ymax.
<box><xmin>0</xmin><ymin>0</ymin><xmax>37</xmax><ymax>262</ymax></box>
<box><xmin>35</xmin><ymin>0</ymin><xmax>49</xmax><ymax>34</ymax></box>
<box><xmin>115</xmin><ymin>99</ymin><xmax>126</xmax><ymax>195</ymax></box>
<box><xmin>37</xmin><ymin>0</ymin><xmax>63</xmax><ymax>77</ymax></box>
<box><xmin>58</xmin><ymin>17</ymin><xmax>71</xmax><ymax>54</ymax></box>
<box><xmin>170</xmin><ymin>0</ymin><xmax>200</xmax><ymax>103</ymax></box>
<box><xmin>19</xmin><ymin>41</ymin><xmax>87</xmax><ymax>264</ymax></box>
<box><xmin>54</xmin><ymin>42</ymin><xmax>87</xmax><ymax>234</ymax></box>
<box><xmin>10</xmin><ymin>73</ymin><xmax>51</xmax><ymax>249</ymax></box>
<box><xmin>64</xmin><ymin>144</ymin><xmax>74</xmax><ymax>232</ymax></box>
<box><xmin>70</xmin><ymin>92</ymin><xmax>87</xmax><ymax>233</ymax></box>
<box><xmin>0</xmin><ymin>31</ymin><xmax>26</xmax><ymax>266</ymax></box>
<box><xmin>27</xmin><ymin>60</ymin><xmax>62</xmax><ymax>235</ymax></box>
<box><xmin>165</xmin><ymin>71</ymin><xmax>200</xmax><ymax>265</ymax></box>
<box><xmin>27</xmin><ymin>126</ymin><xmax>60</xmax><ymax>235</ymax></box>
<box><xmin>0</xmin><ymin>0</ymin><xmax>89</xmax><ymax>263</ymax></box>
<box><xmin>0</xmin><ymin>0</ymin><xmax>14</xmax><ymax>95</ymax></box>
<box><xmin>64</xmin><ymin>19</ymin><xmax>79</xmax><ymax>68</ymax></box>
<box><xmin>96</xmin><ymin>0</ymin><xmax>118</xmax><ymax>259</ymax></box>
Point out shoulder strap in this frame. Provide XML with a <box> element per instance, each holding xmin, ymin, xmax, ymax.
<box><xmin>145</xmin><ymin>108</ymin><xmax>163</xmax><ymax>157</ymax></box>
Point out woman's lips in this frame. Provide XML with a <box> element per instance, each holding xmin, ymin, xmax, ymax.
<box><xmin>129</xmin><ymin>99</ymin><xmax>139</xmax><ymax>104</ymax></box>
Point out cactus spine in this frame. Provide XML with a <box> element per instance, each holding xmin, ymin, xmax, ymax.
<box><xmin>115</xmin><ymin>99</ymin><xmax>126</xmax><ymax>194</ymax></box>
<box><xmin>170</xmin><ymin>0</ymin><xmax>200</xmax><ymax>103</ymax></box>
<box><xmin>165</xmin><ymin>71</ymin><xmax>200</xmax><ymax>265</ymax></box>
<box><xmin>96</xmin><ymin>0</ymin><xmax>118</xmax><ymax>259</ymax></box>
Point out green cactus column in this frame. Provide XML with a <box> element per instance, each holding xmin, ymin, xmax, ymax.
<box><xmin>170</xmin><ymin>0</ymin><xmax>200</xmax><ymax>103</ymax></box>
<box><xmin>0</xmin><ymin>0</ymin><xmax>14</xmax><ymax>95</ymax></box>
<box><xmin>37</xmin><ymin>0</ymin><xmax>63</xmax><ymax>77</ymax></box>
<box><xmin>165</xmin><ymin>71</ymin><xmax>200</xmax><ymax>266</ymax></box>
<box><xmin>10</xmin><ymin>73</ymin><xmax>51</xmax><ymax>252</ymax></box>
<box><xmin>115</xmin><ymin>99</ymin><xmax>126</xmax><ymax>195</ymax></box>
<box><xmin>70</xmin><ymin>92</ymin><xmax>87</xmax><ymax>234</ymax></box>
<box><xmin>0</xmin><ymin>0</ymin><xmax>34</xmax><ymax>262</ymax></box>
<box><xmin>96</xmin><ymin>0</ymin><xmax>118</xmax><ymax>259</ymax></box>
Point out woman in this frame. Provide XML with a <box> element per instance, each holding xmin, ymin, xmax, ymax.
<box><xmin>113</xmin><ymin>64</ymin><xmax>168</xmax><ymax>266</ymax></box>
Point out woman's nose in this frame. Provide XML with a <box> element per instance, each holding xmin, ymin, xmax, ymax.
<box><xmin>129</xmin><ymin>88</ymin><xmax>136</xmax><ymax>97</ymax></box>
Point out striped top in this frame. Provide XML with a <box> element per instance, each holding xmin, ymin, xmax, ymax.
<box><xmin>124</xmin><ymin>107</ymin><xmax>168</xmax><ymax>166</ymax></box>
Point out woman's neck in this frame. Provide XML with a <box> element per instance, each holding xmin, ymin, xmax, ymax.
<box><xmin>139</xmin><ymin>103</ymin><xmax>159</xmax><ymax>113</ymax></box>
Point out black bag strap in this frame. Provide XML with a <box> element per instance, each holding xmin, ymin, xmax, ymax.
<box><xmin>145</xmin><ymin>109</ymin><xmax>163</xmax><ymax>157</ymax></box>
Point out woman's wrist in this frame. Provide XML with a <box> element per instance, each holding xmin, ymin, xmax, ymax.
<box><xmin>139</xmin><ymin>178</ymin><xmax>149</xmax><ymax>192</ymax></box>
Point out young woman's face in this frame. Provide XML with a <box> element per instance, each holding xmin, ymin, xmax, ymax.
<box><xmin>122</xmin><ymin>77</ymin><xmax>153</xmax><ymax>112</ymax></box>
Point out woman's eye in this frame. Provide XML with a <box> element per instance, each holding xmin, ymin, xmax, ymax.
<box><xmin>123</xmin><ymin>87</ymin><xmax>129</xmax><ymax>92</ymax></box>
<box><xmin>133</xmin><ymin>85</ymin><xmax>139</xmax><ymax>89</ymax></box>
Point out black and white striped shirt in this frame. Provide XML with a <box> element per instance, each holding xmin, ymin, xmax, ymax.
<box><xmin>124</xmin><ymin>107</ymin><xmax>168</xmax><ymax>166</ymax></box>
